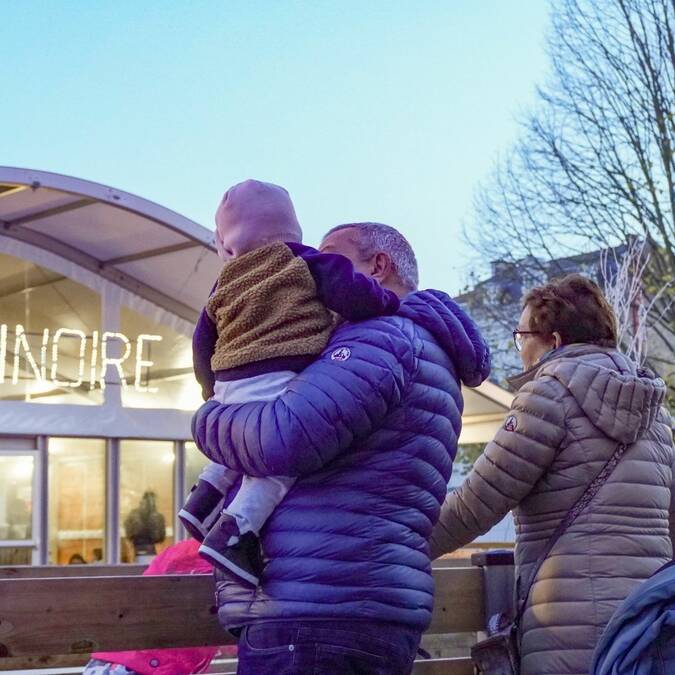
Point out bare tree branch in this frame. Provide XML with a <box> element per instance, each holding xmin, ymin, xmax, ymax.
<box><xmin>466</xmin><ymin>0</ymin><xmax>675</xmax><ymax>406</ymax></box>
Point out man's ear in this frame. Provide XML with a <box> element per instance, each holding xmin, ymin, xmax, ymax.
<box><xmin>552</xmin><ymin>331</ymin><xmax>563</xmax><ymax>349</ymax></box>
<box><xmin>370</xmin><ymin>251</ymin><xmax>394</xmax><ymax>282</ymax></box>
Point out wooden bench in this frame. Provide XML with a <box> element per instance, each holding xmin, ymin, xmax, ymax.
<box><xmin>0</xmin><ymin>552</ymin><xmax>515</xmax><ymax>674</ymax></box>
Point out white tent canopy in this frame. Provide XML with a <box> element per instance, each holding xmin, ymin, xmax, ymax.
<box><xmin>0</xmin><ymin>167</ymin><xmax>513</xmax><ymax>440</ymax></box>
<box><xmin>461</xmin><ymin>380</ymin><xmax>513</xmax><ymax>443</ymax></box>
<box><xmin>0</xmin><ymin>167</ymin><xmax>221</xmax><ymax>325</ymax></box>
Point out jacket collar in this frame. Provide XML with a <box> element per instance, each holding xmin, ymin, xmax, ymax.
<box><xmin>506</xmin><ymin>343</ymin><xmax>617</xmax><ymax>391</ymax></box>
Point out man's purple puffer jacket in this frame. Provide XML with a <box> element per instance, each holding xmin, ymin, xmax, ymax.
<box><xmin>192</xmin><ymin>289</ymin><xmax>490</xmax><ymax>631</ymax></box>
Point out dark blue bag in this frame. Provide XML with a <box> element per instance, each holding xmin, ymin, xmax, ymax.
<box><xmin>591</xmin><ymin>559</ymin><xmax>675</xmax><ymax>675</ymax></box>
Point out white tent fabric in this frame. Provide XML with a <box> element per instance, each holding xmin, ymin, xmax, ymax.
<box><xmin>0</xmin><ymin>166</ymin><xmax>514</xmax><ymax>437</ymax></box>
<box><xmin>0</xmin><ymin>236</ymin><xmax>195</xmax><ymax>337</ymax></box>
<box><xmin>0</xmin><ymin>167</ymin><xmax>222</xmax><ymax>326</ymax></box>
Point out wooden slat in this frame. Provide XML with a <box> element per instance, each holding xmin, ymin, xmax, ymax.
<box><xmin>0</xmin><ymin>655</ymin><xmax>473</xmax><ymax>674</ymax></box>
<box><xmin>0</xmin><ymin>655</ymin><xmax>240</xmax><ymax>673</ymax></box>
<box><xmin>429</xmin><ymin>566</ymin><xmax>484</xmax><ymax>633</ymax></box>
<box><xmin>432</xmin><ymin>557</ymin><xmax>472</xmax><ymax>568</ymax></box>
<box><xmin>0</xmin><ymin>560</ymin><xmax>468</xmax><ymax>577</ymax></box>
<box><xmin>0</xmin><ymin>574</ymin><xmax>234</xmax><ymax>657</ymax></box>
<box><xmin>0</xmin><ymin>653</ymin><xmax>89</xmax><ymax>671</ymax></box>
<box><xmin>412</xmin><ymin>657</ymin><xmax>474</xmax><ymax>674</ymax></box>
<box><xmin>421</xmin><ymin>631</ymin><xmax>474</xmax><ymax>656</ymax></box>
<box><xmin>0</xmin><ymin>568</ymin><xmax>483</xmax><ymax>660</ymax></box>
<box><xmin>206</xmin><ymin>658</ymin><xmax>238</xmax><ymax>675</ymax></box>
<box><xmin>0</xmin><ymin>564</ymin><xmax>146</xmax><ymax>578</ymax></box>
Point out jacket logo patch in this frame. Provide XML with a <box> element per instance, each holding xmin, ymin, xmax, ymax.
<box><xmin>504</xmin><ymin>415</ymin><xmax>518</xmax><ymax>432</ymax></box>
<box><xmin>331</xmin><ymin>347</ymin><xmax>351</xmax><ymax>362</ymax></box>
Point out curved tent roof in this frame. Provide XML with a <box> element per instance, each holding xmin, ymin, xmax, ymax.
<box><xmin>0</xmin><ymin>167</ymin><xmax>221</xmax><ymax>324</ymax></box>
<box><xmin>0</xmin><ymin>166</ymin><xmax>512</xmax><ymax>437</ymax></box>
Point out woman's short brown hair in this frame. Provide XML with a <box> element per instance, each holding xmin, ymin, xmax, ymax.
<box><xmin>523</xmin><ymin>274</ymin><xmax>618</xmax><ymax>348</ymax></box>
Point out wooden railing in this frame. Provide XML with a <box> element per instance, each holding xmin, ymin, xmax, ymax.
<box><xmin>0</xmin><ymin>552</ymin><xmax>515</xmax><ymax>674</ymax></box>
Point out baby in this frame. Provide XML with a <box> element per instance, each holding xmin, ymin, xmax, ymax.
<box><xmin>179</xmin><ymin>179</ymin><xmax>399</xmax><ymax>587</ymax></box>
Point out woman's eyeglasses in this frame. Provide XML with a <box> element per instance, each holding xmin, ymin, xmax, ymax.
<box><xmin>512</xmin><ymin>330</ymin><xmax>541</xmax><ymax>352</ymax></box>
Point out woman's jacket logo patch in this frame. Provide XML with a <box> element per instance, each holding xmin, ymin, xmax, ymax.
<box><xmin>504</xmin><ymin>415</ymin><xmax>518</xmax><ymax>432</ymax></box>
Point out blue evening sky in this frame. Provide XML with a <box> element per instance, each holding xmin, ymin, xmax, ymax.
<box><xmin>2</xmin><ymin>1</ymin><xmax>550</xmax><ymax>294</ymax></box>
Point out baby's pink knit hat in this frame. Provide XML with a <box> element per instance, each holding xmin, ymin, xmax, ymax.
<box><xmin>216</xmin><ymin>179</ymin><xmax>302</xmax><ymax>242</ymax></box>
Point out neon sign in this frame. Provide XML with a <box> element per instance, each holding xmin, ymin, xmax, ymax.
<box><xmin>0</xmin><ymin>324</ymin><xmax>163</xmax><ymax>392</ymax></box>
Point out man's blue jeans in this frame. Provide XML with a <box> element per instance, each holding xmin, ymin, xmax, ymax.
<box><xmin>236</xmin><ymin>619</ymin><xmax>422</xmax><ymax>674</ymax></box>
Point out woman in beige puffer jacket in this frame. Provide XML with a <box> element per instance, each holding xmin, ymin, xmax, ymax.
<box><xmin>430</xmin><ymin>274</ymin><xmax>674</xmax><ymax>675</ymax></box>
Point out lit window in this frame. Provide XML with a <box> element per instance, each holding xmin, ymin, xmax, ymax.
<box><xmin>185</xmin><ymin>441</ymin><xmax>211</xmax><ymax>496</ymax></box>
<box><xmin>48</xmin><ymin>438</ymin><xmax>105</xmax><ymax>564</ymax></box>
<box><xmin>120</xmin><ymin>440</ymin><xmax>174</xmax><ymax>562</ymax></box>
<box><xmin>0</xmin><ymin>455</ymin><xmax>34</xmax><ymax>541</ymax></box>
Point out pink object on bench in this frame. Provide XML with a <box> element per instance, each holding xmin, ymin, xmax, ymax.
<box><xmin>92</xmin><ymin>539</ymin><xmax>234</xmax><ymax>675</ymax></box>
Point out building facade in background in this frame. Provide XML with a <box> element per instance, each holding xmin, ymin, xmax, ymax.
<box><xmin>457</xmin><ymin>246</ymin><xmax>632</xmax><ymax>387</ymax></box>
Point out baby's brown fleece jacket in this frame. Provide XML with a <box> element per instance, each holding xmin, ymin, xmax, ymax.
<box><xmin>206</xmin><ymin>241</ymin><xmax>336</xmax><ymax>371</ymax></box>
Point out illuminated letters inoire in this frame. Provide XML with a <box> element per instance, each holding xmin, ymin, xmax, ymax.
<box><xmin>0</xmin><ymin>324</ymin><xmax>163</xmax><ymax>393</ymax></box>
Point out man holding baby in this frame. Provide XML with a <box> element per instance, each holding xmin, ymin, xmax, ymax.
<box><xmin>190</xmin><ymin>180</ymin><xmax>490</xmax><ymax>674</ymax></box>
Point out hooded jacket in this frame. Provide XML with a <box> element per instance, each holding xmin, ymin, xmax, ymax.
<box><xmin>429</xmin><ymin>344</ymin><xmax>674</xmax><ymax>675</ymax></box>
<box><xmin>191</xmin><ymin>290</ymin><xmax>490</xmax><ymax>631</ymax></box>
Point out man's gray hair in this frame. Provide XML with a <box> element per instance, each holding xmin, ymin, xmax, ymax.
<box><xmin>325</xmin><ymin>222</ymin><xmax>419</xmax><ymax>291</ymax></box>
